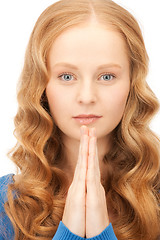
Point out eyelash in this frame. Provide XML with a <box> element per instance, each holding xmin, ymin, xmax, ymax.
<box><xmin>57</xmin><ymin>72</ymin><xmax>116</xmax><ymax>82</ymax></box>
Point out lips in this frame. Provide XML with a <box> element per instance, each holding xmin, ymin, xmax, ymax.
<box><xmin>73</xmin><ymin>114</ymin><xmax>102</xmax><ymax>125</ymax></box>
<box><xmin>73</xmin><ymin>114</ymin><xmax>102</xmax><ymax>118</ymax></box>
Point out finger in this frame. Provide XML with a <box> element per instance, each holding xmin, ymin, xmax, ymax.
<box><xmin>87</xmin><ymin>128</ymin><xmax>96</xmax><ymax>176</ymax></box>
<box><xmin>73</xmin><ymin>126</ymin><xmax>88</xmax><ymax>177</ymax></box>
<box><xmin>87</xmin><ymin>136</ymin><xmax>96</xmax><ymax>182</ymax></box>
<box><xmin>81</xmin><ymin>125</ymin><xmax>89</xmax><ymax>136</ymax></box>
<box><xmin>88</xmin><ymin>129</ymin><xmax>101</xmax><ymax>181</ymax></box>
<box><xmin>95</xmin><ymin>139</ymin><xmax>101</xmax><ymax>180</ymax></box>
<box><xmin>89</xmin><ymin>127</ymin><xmax>96</xmax><ymax>138</ymax></box>
<box><xmin>73</xmin><ymin>127</ymin><xmax>89</xmax><ymax>183</ymax></box>
<box><xmin>89</xmin><ymin>128</ymin><xmax>101</xmax><ymax>179</ymax></box>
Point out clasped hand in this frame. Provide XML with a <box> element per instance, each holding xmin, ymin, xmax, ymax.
<box><xmin>62</xmin><ymin>125</ymin><xmax>109</xmax><ymax>238</ymax></box>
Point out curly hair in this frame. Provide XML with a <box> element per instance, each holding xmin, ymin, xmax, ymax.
<box><xmin>5</xmin><ymin>0</ymin><xmax>160</xmax><ymax>239</ymax></box>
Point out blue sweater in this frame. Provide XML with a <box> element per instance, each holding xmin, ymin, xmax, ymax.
<box><xmin>0</xmin><ymin>174</ymin><xmax>117</xmax><ymax>240</ymax></box>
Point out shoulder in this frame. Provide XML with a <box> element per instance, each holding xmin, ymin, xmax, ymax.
<box><xmin>0</xmin><ymin>174</ymin><xmax>14</xmax><ymax>211</ymax></box>
<box><xmin>0</xmin><ymin>173</ymin><xmax>14</xmax><ymax>187</ymax></box>
<box><xmin>0</xmin><ymin>174</ymin><xmax>15</xmax><ymax>239</ymax></box>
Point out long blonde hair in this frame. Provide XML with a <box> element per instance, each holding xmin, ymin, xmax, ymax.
<box><xmin>5</xmin><ymin>0</ymin><xmax>160</xmax><ymax>239</ymax></box>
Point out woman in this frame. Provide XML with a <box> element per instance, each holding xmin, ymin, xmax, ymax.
<box><xmin>0</xmin><ymin>0</ymin><xmax>159</xmax><ymax>239</ymax></box>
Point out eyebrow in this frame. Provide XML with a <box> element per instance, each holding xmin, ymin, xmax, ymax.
<box><xmin>52</xmin><ymin>62</ymin><xmax>122</xmax><ymax>70</ymax></box>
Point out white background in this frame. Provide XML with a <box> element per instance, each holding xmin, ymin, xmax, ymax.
<box><xmin>0</xmin><ymin>0</ymin><xmax>160</xmax><ymax>177</ymax></box>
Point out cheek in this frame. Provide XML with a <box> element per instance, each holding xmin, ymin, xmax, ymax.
<box><xmin>46</xmin><ymin>83</ymin><xmax>62</xmax><ymax>117</ymax></box>
<box><xmin>46</xmin><ymin>83</ymin><xmax>72</xmax><ymax>124</ymax></box>
<box><xmin>115</xmin><ymin>90</ymin><xmax>129</xmax><ymax>108</ymax></box>
<box><xmin>107</xmin><ymin>85</ymin><xmax>130</xmax><ymax>116</ymax></box>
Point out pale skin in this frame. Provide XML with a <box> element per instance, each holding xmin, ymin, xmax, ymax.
<box><xmin>46</xmin><ymin>18</ymin><xmax>130</xmax><ymax>238</ymax></box>
<box><xmin>62</xmin><ymin>125</ymin><xmax>109</xmax><ymax>238</ymax></box>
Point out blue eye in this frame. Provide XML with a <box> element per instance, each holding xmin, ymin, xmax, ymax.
<box><xmin>100</xmin><ymin>74</ymin><xmax>115</xmax><ymax>81</ymax></box>
<box><xmin>58</xmin><ymin>73</ymin><xmax>74</xmax><ymax>81</ymax></box>
<box><xmin>58</xmin><ymin>72</ymin><xmax>115</xmax><ymax>82</ymax></box>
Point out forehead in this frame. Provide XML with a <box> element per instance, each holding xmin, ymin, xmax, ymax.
<box><xmin>48</xmin><ymin>23</ymin><xmax>129</xmax><ymax>68</ymax></box>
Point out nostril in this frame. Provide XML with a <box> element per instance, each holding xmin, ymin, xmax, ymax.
<box><xmin>77</xmin><ymin>89</ymin><xmax>97</xmax><ymax>104</ymax></box>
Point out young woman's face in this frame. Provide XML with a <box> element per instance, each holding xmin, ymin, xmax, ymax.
<box><xmin>46</xmin><ymin>22</ymin><xmax>130</xmax><ymax>141</ymax></box>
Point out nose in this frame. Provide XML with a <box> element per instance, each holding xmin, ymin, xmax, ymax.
<box><xmin>77</xmin><ymin>80</ymin><xmax>97</xmax><ymax>104</ymax></box>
